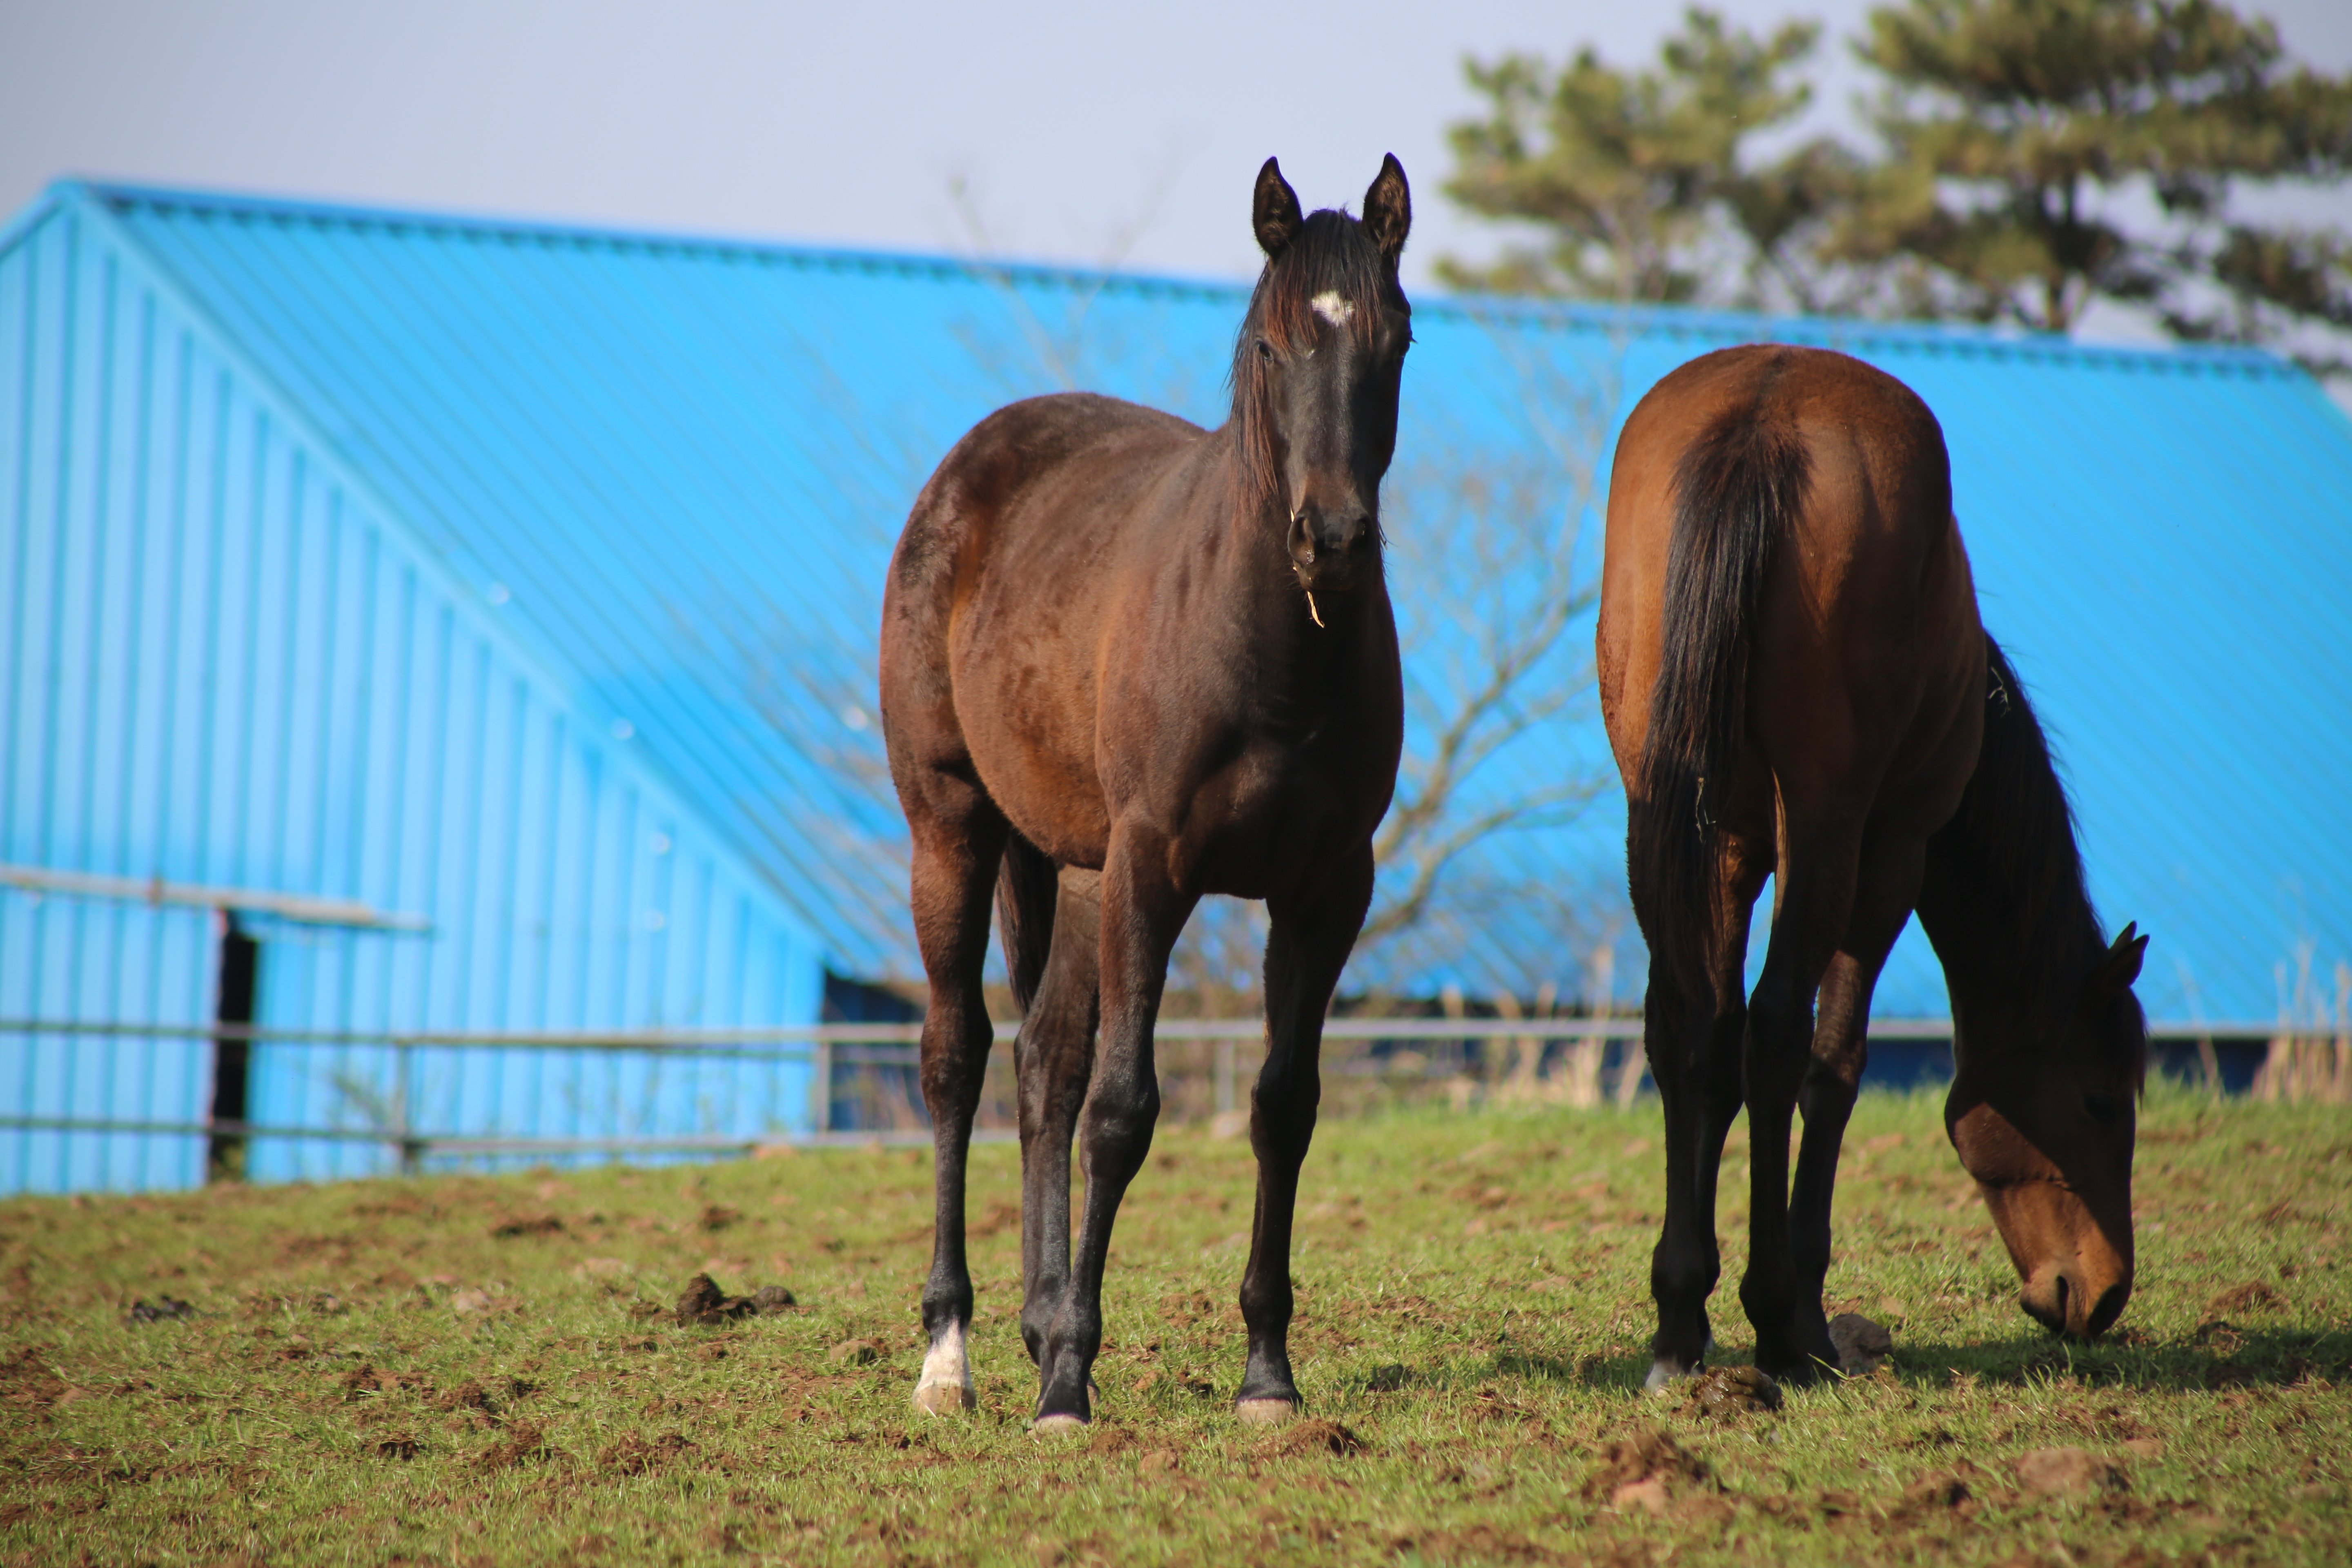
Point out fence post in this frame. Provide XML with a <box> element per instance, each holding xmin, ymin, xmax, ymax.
<box><xmin>394</xmin><ymin>1037</ymin><xmax>421</xmax><ymax>1176</ymax></box>
<box><xmin>811</xmin><ymin>1039</ymin><xmax>833</xmax><ymax>1137</ymax></box>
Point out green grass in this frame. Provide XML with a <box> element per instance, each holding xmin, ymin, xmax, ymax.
<box><xmin>2</xmin><ymin>1084</ymin><xmax>2346</xmax><ymax>1565</ymax></box>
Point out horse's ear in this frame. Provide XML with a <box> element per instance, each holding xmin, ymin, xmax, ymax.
<box><xmin>1254</xmin><ymin>157</ymin><xmax>1301</xmax><ymax>258</ymax></box>
<box><xmin>1362</xmin><ymin>154</ymin><xmax>1411</xmax><ymax>266</ymax></box>
<box><xmin>2100</xmin><ymin>922</ymin><xmax>2148</xmax><ymax>992</ymax></box>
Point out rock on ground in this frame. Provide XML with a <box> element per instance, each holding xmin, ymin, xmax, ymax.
<box><xmin>2015</xmin><ymin>1446</ymin><xmax>2129</xmax><ymax>1497</ymax></box>
<box><xmin>1829</xmin><ymin>1312</ymin><xmax>1894</xmax><ymax>1375</ymax></box>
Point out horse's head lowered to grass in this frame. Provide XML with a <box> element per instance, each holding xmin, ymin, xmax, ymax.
<box><xmin>1945</xmin><ymin>922</ymin><xmax>2149</xmax><ymax>1339</ymax></box>
<box><xmin>1237</xmin><ymin>154</ymin><xmax>1412</xmax><ymax>601</ymax></box>
<box><xmin>1924</xmin><ymin>639</ymin><xmax>2151</xmax><ymax>1341</ymax></box>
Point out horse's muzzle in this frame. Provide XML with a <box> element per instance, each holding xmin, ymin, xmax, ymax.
<box><xmin>1289</xmin><ymin>507</ymin><xmax>1369</xmax><ymax>592</ymax></box>
<box><xmin>2019</xmin><ymin>1262</ymin><xmax>2132</xmax><ymax>1340</ymax></box>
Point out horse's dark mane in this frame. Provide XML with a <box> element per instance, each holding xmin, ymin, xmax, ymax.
<box><xmin>1230</xmin><ymin>209</ymin><xmax>1396</xmax><ymax>510</ymax></box>
<box><xmin>1923</xmin><ymin>635</ymin><xmax>2144</xmax><ymax>1074</ymax></box>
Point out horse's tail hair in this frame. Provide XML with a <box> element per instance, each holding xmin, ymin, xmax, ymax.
<box><xmin>1630</xmin><ymin>410</ymin><xmax>1808</xmax><ymax>991</ymax></box>
<box><xmin>994</xmin><ymin>833</ymin><xmax>1060</xmax><ymax>1015</ymax></box>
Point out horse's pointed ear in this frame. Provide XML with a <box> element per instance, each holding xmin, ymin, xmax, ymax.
<box><xmin>1254</xmin><ymin>158</ymin><xmax>1302</xmax><ymax>258</ymax></box>
<box><xmin>1362</xmin><ymin>153</ymin><xmax>1411</xmax><ymax>266</ymax></box>
<box><xmin>2101</xmin><ymin>922</ymin><xmax>2148</xmax><ymax>991</ymax></box>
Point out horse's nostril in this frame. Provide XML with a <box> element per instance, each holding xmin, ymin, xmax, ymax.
<box><xmin>2086</xmin><ymin>1284</ymin><xmax>2127</xmax><ymax>1338</ymax></box>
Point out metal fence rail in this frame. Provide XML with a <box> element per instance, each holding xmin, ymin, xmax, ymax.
<box><xmin>0</xmin><ymin>1013</ymin><xmax>2287</xmax><ymax>1183</ymax></box>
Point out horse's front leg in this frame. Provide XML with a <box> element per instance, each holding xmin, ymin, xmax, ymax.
<box><xmin>1034</xmin><ymin>827</ymin><xmax>1193</xmax><ymax>1429</ymax></box>
<box><xmin>1234</xmin><ymin>844</ymin><xmax>1372</xmax><ymax>1422</ymax></box>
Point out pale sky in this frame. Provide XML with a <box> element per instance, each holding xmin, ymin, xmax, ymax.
<box><xmin>6</xmin><ymin>0</ymin><xmax>2350</xmax><ymax>295</ymax></box>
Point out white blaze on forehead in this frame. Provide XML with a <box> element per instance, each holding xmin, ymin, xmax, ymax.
<box><xmin>1310</xmin><ymin>290</ymin><xmax>1356</xmax><ymax>327</ymax></box>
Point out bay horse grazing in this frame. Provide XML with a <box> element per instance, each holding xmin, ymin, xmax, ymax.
<box><xmin>1598</xmin><ymin>344</ymin><xmax>2150</xmax><ymax>1386</ymax></box>
<box><xmin>880</xmin><ymin>156</ymin><xmax>1413</xmax><ymax>1428</ymax></box>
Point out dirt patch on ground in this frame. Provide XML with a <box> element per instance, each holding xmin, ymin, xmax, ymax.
<box><xmin>436</xmin><ymin>1379</ymin><xmax>501</xmax><ymax>1415</ymax></box>
<box><xmin>124</xmin><ymin>1297</ymin><xmax>196</xmax><ymax>1325</ymax></box>
<box><xmin>1891</xmin><ymin>1466</ymin><xmax>1983</xmax><ymax>1520</ymax></box>
<box><xmin>2203</xmin><ymin>1281</ymin><xmax>2285</xmax><ymax>1321</ymax></box>
<box><xmin>967</xmin><ymin>1201</ymin><xmax>1022</xmax><ymax>1238</ymax></box>
<box><xmin>1264</xmin><ymin>1419</ymin><xmax>1365</xmax><ymax>1458</ymax></box>
<box><xmin>489</xmin><ymin>1213</ymin><xmax>566</xmax><ymax>1240</ymax></box>
<box><xmin>1385</xmin><ymin>1524</ymin><xmax>1586</xmax><ymax>1564</ymax></box>
<box><xmin>474</xmin><ymin>1421</ymin><xmax>557</xmax><ymax>1474</ymax></box>
<box><xmin>0</xmin><ymin>1347</ymin><xmax>78</xmax><ymax>1417</ymax></box>
<box><xmin>598</xmin><ymin>1431</ymin><xmax>697</xmax><ymax>1475</ymax></box>
<box><xmin>675</xmin><ymin>1272</ymin><xmax>793</xmax><ymax>1325</ymax></box>
<box><xmin>1588</xmin><ymin>1429</ymin><xmax>1721</xmax><ymax>1518</ymax></box>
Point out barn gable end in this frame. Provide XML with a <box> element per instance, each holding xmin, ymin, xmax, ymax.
<box><xmin>0</xmin><ymin>187</ymin><xmax>828</xmax><ymax>1192</ymax></box>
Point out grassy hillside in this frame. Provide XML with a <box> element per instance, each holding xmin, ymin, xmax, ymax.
<box><xmin>2</xmin><ymin>1085</ymin><xmax>2346</xmax><ymax>1564</ymax></box>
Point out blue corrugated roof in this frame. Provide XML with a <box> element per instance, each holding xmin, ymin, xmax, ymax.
<box><xmin>59</xmin><ymin>180</ymin><xmax>2352</xmax><ymax>1022</ymax></box>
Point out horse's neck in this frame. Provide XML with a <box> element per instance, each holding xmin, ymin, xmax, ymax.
<box><xmin>1914</xmin><ymin>727</ymin><xmax>2102</xmax><ymax>1057</ymax></box>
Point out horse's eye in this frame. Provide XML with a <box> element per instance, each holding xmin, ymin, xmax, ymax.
<box><xmin>1256</xmin><ymin>339</ymin><xmax>1274</xmax><ymax>361</ymax></box>
<box><xmin>2083</xmin><ymin>1090</ymin><xmax>2125</xmax><ymax>1126</ymax></box>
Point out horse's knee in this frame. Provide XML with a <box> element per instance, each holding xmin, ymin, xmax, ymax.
<box><xmin>1249</xmin><ymin>1082</ymin><xmax>1319</xmax><ymax>1165</ymax></box>
<box><xmin>1080</xmin><ymin>1065</ymin><xmax>1159</xmax><ymax>1167</ymax></box>
<box><xmin>1651</xmin><ymin>1236</ymin><xmax>1719</xmax><ymax>1307</ymax></box>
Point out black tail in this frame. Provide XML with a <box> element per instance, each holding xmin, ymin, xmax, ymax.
<box><xmin>994</xmin><ymin>833</ymin><xmax>1059</xmax><ymax>1014</ymax></box>
<box><xmin>1629</xmin><ymin>410</ymin><xmax>1809</xmax><ymax>991</ymax></box>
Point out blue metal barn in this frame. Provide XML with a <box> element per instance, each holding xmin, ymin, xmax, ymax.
<box><xmin>4</xmin><ymin>180</ymin><xmax>2349</xmax><ymax>1192</ymax></box>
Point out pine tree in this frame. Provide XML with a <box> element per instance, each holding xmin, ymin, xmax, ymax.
<box><xmin>1837</xmin><ymin>0</ymin><xmax>2352</xmax><ymax>360</ymax></box>
<box><xmin>1439</xmin><ymin>9</ymin><xmax>1824</xmax><ymax>304</ymax></box>
<box><xmin>1439</xmin><ymin>1</ymin><xmax>2352</xmax><ymax>371</ymax></box>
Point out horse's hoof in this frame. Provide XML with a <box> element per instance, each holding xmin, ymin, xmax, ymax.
<box><xmin>1031</xmin><ymin>1413</ymin><xmax>1089</xmax><ymax>1434</ymax></box>
<box><xmin>1644</xmin><ymin>1360</ymin><xmax>1698</xmax><ymax>1393</ymax></box>
<box><xmin>1644</xmin><ymin>1333</ymin><xmax>1714</xmax><ymax>1392</ymax></box>
<box><xmin>912</xmin><ymin>1379</ymin><xmax>976</xmax><ymax>1415</ymax></box>
<box><xmin>1235</xmin><ymin>1398</ymin><xmax>1298</xmax><ymax>1426</ymax></box>
<box><xmin>913</xmin><ymin>1323</ymin><xmax>976</xmax><ymax>1414</ymax></box>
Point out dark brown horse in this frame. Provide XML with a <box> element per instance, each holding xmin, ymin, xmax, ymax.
<box><xmin>1598</xmin><ymin>344</ymin><xmax>2149</xmax><ymax>1386</ymax></box>
<box><xmin>880</xmin><ymin>156</ymin><xmax>1412</xmax><ymax>1428</ymax></box>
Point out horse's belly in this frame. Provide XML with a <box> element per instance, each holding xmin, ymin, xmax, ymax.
<box><xmin>953</xmin><ymin>664</ymin><xmax>1112</xmax><ymax>865</ymax></box>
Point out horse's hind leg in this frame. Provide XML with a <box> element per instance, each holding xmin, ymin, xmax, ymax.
<box><xmin>905</xmin><ymin>782</ymin><xmax>1010</xmax><ymax>1415</ymax></box>
<box><xmin>1016</xmin><ymin>869</ymin><xmax>1101</xmax><ymax>1387</ymax></box>
<box><xmin>1641</xmin><ymin>835</ymin><xmax>1766</xmax><ymax>1389</ymax></box>
<box><xmin>1738</xmin><ymin>828</ymin><xmax>1861</xmax><ymax>1384</ymax></box>
<box><xmin>1788</xmin><ymin>834</ymin><xmax>1922</xmax><ymax>1341</ymax></box>
<box><xmin>1235</xmin><ymin>844</ymin><xmax>1373</xmax><ymax>1422</ymax></box>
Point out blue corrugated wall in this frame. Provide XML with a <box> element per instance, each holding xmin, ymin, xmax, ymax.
<box><xmin>0</xmin><ymin>194</ymin><xmax>828</xmax><ymax>1193</ymax></box>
